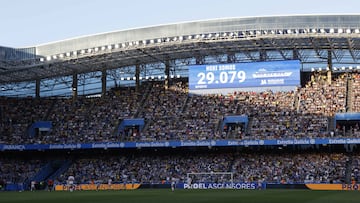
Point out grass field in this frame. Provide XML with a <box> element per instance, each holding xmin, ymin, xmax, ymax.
<box><xmin>1</xmin><ymin>189</ymin><xmax>360</xmax><ymax>203</ymax></box>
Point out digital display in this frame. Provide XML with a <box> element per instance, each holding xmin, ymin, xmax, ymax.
<box><xmin>188</xmin><ymin>60</ymin><xmax>300</xmax><ymax>90</ymax></box>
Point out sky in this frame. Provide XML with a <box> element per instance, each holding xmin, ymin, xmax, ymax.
<box><xmin>1</xmin><ymin>0</ymin><xmax>360</xmax><ymax>48</ymax></box>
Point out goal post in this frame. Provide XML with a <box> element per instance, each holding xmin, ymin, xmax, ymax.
<box><xmin>186</xmin><ymin>172</ymin><xmax>234</xmax><ymax>189</ymax></box>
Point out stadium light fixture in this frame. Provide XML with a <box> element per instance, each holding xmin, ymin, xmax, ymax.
<box><xmin>107</xmin><ymin>45</ymin><xmax>112</xmax><ymax>50</ymax></box>
<box><xmin>355</xmin><ymin>29</ymin><xmax>360</xmax><ymax>34</ymax></box>
<box><xmin>320</xmin><ymin>29</ymin><xmax>325</xmax><ymax>33</ymax></box>
<box><xmin>139</xmin><ymin>76</ymin><xmax>143</xmax><ymax>80</ymax></box>
<box><xmin>287</xmin><ymin>29</ymin><xmax>292</xmax><ymax>34</ymax></box>
<box><xmin>176</xmin><ymin>74</ymin><xmax>180</xmax><ymax>78</ymax></box>
<box><xmin>311</xmin><ymin>68</ymin><xmax>315</xmax><ymax>72</ymax></box>
<box><xmin>318</xmin><ymin>67</ymin><xmax>322</xmax><ymax>71</ymax></box>
<box><xmin>87</xmin><ymin>48</ymin><xmax>92</xmax><ymax>53</ymax></box>
<box><xmin>52</xmin><ymin>55</ymin><xmax>57</xmax><ymax>60</ymax></box>
<box><xmin>157</xmin><ymin>38</ymin><xmax>162</xmax><ymax>43</ymax></box>
<box><xmin>114</xmin><ymin>44</ymin><xmax>120</xmax><ymax>49</ymax></box>
<box><xmin>121</xmin><ymin>43</ymin><xmax>126</xmax><ymax>48</ymax></box>
<box><xmin>126</xmin><ymin>77</ymin><xmax>131</xmax><ymax>80</ymax></box>
<box><xmin>132</xmin><ymin>77</ymin><xmax>136</xmax><ymax>80</ymax></box>
<box><xmin>346</xmin><ymin>29</ymin><xmax>351</xmax><ymax>34</ymax></box>
<box><xmin>120</xmin><ymin>77</ymin><xmax>124</xmax><ymax>81</ymax></box>
<box><xmin>333</xmin><ymin>67</ymin><xmax>337</xmax><ymax>71</ymax></box>
<box><xmin>150</xmin><ymin>39</ymin><xmax>154</xmax><ymax>44</ymax></box>
<box><xmin>145</xmin><ymin>76</ymin><xmax>149</xmax><ymax>80</ymax></box>
<box><xmin>338</xmin><ymin>28</ymin><xmax>343</xmax><ymax>34</ymax></box>
<box><xmin>326</xmin><ymin>67</ymin><xmax>330</xmax><ymax>71</ymax></box>
<box><xmin>157</xmin><ymin>75</ymin><xmax>161</xmax><ymax>79</ymax></box>
<box><xmin>170</xmin><ymin>75</ymin><xmax>174</xmax><ymax>78</ymax></box>
<box><xmin>73</xmin><ymin>51</ymin><xmax>77</xmax><ymax>56</ymax></box>
<box><xmin>80</xmin><ymin>50</ymin><xmax>85</xmax><ymax>54</ymax></box>
<box><xmin>40</xmin><ymin>58</ymin><xmax>44</xmax><ymax>62</ymax></box>
<box><xmin>349</xmin><ymin>66</ymin><xmax>353</xmax><ymax>70</ymax></box>
<box><xmin>329</xmin><ymin>28</ymin><xmax>335</xmax><ymax>33</ymax></box>
<box><xmin>341</xmin><ymin>66</ymin><xmax>346</xmax><ymax>70</ymax></box>
<box><xmin>357</xmin><ymin>66</ymin><xmax>360</xmax><ymax>69</ymax></box>
<box><xmin>151</xmin><ymin>76</ymin><xmax>155</xmax><ymax>80</ymax></box>
<box><xmin>312</xmin><ymin>29</ymin><xmax>317</xmax><ymax>33</ymax></box>
<box><xmin>59</xmin><ymin>53</ymin><xmax>64</xmax><ymax>58</ymax></box>
<box><xmin>179</xmin><ymin>36</ymin><xmax>184</xmax><ymax>41</ymax></box>
<box><xmin>66</xmin><ymin>52</ymin><xmax>71</xmax><ymax>57</ymax></box>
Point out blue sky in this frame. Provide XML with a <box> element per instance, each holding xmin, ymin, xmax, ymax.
<box><xmin>1</xmin><ymin>0</ymin><xmax>360</xmax><ymax>47</ymax></box>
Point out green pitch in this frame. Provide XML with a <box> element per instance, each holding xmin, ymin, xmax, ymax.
<box><xmin>1</xmin><ymin>189</ymin><xmax>360</xmax><ymax>203</ymax></box>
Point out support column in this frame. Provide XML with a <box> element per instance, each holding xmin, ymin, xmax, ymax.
<box><xmin>327</xmin><ymin>50</ymin><xmax>332</xmax><ymax>84</ymax></box>
<box><xmin>293</xmin><ymin>49</ymin><xmax>299</xmax><ymax>60</ymax></box>
<box><xmin>135</xmin><ymin>64</ymin><xmax>140</xmax><ymax>92</ymax></box>
<box><xmin>35</xmin><ymin>79</ymin><xmax>40</xmax><ymax>98</ymax></box>
<box><xmin>101</xmin><ymin>69</ymin><xmax>107</xmax><ymax>97</ymax></box>
<box><xmin>72</xmin><ymin>73</ymin><xmax>78</xmax><ymax>100</ymax></box>
<box><xmin>259</xmin><ymin>50</ymin><xmax>266</xmax><ymax>61</ymax></box>
<box><xmin>164</xmin><ymin>61</ymin><xmax>170</xmax><ymax>90</ymax></box>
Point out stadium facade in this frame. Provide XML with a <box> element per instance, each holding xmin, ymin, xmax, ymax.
<box><xmin>2</xmin><ymin>14</ymin><xmax>360</xmax><ymax>191</ymax></box>
<box><xmin>1</xmin><ymin>14</ymin><xmax>360</xmax><ymax>96</ymax></box>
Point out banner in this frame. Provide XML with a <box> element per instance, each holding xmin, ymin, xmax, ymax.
<box><xmin>306</xmin><ymin>184</ymin><xmax>360</xmax><ymax>191</ymax></box>
<box><xmin>55</xmin><ymin>183</ymin><xmax>140</xmax><ymax>191</ymax></box>
<box><xmin>2</xmin><ymin>138</ymin><xmax>360</xmax><ymax>151</ymax></box>
<box><xmin>179</xmin><ymin>182</ymin><xmax>266</xmax><ymax>190</ymax></box>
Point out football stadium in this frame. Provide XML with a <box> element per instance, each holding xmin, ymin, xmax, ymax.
<box><xmin>2</xmin><ymin>14</ymin><xmax>360</xmax><ymax>202</ymax></box>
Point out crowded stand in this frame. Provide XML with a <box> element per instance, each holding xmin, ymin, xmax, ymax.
<box><xmin>52</xmin><ymin>151</ymin><xmax>348</xmax><ymax>185</ymax></box>
<box><xmin>2</xmin><ymin>71</ymin><xmax>360</xmax><ymax>190</ymax></box>
<box><xmin>0</xmin><ymin>72</ymin><xmax>360</xmax><ymax>144</ymax></box>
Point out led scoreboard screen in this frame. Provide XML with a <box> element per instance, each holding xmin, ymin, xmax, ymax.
<box><xmin>188</xmin><ymin>60</ymin><xmax>300</xmax><ymax>90</ymax></box>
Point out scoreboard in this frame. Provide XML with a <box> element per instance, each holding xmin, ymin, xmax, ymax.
<box><xmin>188</xmin><ymin>60</ymin><xmax>300</xmax><ymax>90</ymax></box>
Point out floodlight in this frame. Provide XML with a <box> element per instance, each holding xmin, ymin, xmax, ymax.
<box><xmin>170</xmin><ymin>75</ymin><xmax>174</xmax><ymax>78</ymax></box>
<box><xmin>150</xmin><ymin>39</ymin><xmax>154</xmax><ymax>44</ymax></box>
<box><xmin>320</xmin><ymin>29</ymin><xmax>325</xmax><ymax>33</ymax></box>
<box><xmin>357</xmin><ymin>66</ymin><xmax>360</xmax><ymax>69</ymax></box>
<box><xmin>330</xmin><ymin>28</ymin><xmax>335</xmax><ymax>33</ymax></box>
<box><xmin>66</xmin><ymin>52</ymin><xmax>71</xmax><ymax>57</ymax></box>
<box><xmin>101</xmin><ymin>46</ymin><xmax>106</xmax><ymax>51</ymax></box>
<box><xmin>139</xmin><ymin>76</ymin><xmax>143</xmax><ymax>80</ymax></box>
<box><xmin>346</xmin><ymin>29</ymin><xmax>351</xmax><ymax>34</ymax></box>
<box><xmin>80</xmin><ymin>50</ymin><xmax>85</xmax><ymax>54</ymax></box>
<box><xmin>287</xmin><ymin>29</ymin><xmax>292</xmax><ymax>34</ymax></box>
<box><xmin>311</xmin><ymin>68</ymin><xmax>315</xmax><ymax>72</ymax></box>
<box><xmin>312</xmin><ymin>29</ymin><xmax>317</xmax><ymax>33</ymax></box>
<box><xmin>151</xmin><ymin>76</ymin><xmax>155</xmax><ymax>79</ymax></box>
<box><xmin>87</xmin><ymin>48</ymin><xmax>92</xmax><ymax>53</ymax></box>
<box><xmin>59</xmin><ymin>54</ymin><xmax>64</xmax><ymax>58</ymax></box>
<box><xmin>129</xmin><ymin>42</ymin><xmax>133</xmax><ymax>46</ymax></box>
<box><xmin>176</xmin><ymin>75</ymin><xmax>180</xmax><ymax>78</ymax></box>
<box><xmin>73</xmin><ymin>51</ymin><xmax>77</xmax><ymax>56</ymax></box>
<box><xmin>349</xmin><ymin>66</ymin><xmax>353</xmax><ymax>70</ymax></box>
<box><xmin>179</xmin><ymin>36</ymin><xmax>183</xmax><ymax>41</ymax></box>
<box><xmin>107</xmin><ymin>45</ymin><xmax>112</xmax><ymax>50</ymax></box>
<box><xmin>355</xmin><ymin>29</ymin><xmax>360</xmax><ymax>34</ymax></box>
<box><xmin>145</xmin><ymin>76</ymin><xmax>149</xmax><ymax>80</ymax></box>
<box><xmin>120</xmin><ymin>77</ymin><xmax>124</xmax><ymax>81</ymax></box>
<box><xmin>132</xmin><ymin>77</ymin><xmax>136</xmax><ymax>80</ymax></box>
<box><xmin>52</xmin><ymin>55</ymin><xmax>57</xmax><ymax>59</ymax></box>
<box><xmin>341</xmin><ymin>66</ymin><xmax>346</xmax><ymax>70</ymax></box>
<box><xmin>318</xmin><ymin>67</ymin><xmax>322</xmax><ymax>71</ymax></box>
<box><xmin>126</xmin><ymin>77</ymin><xmax>131</xmax><ymax>80</ymax></box>
<box><xmin>333</xmin><ymin>67</ymin><xmax>337</xmax><ymax>71</ymax></box>
<box><xmin>157</xmin><ymin>38</ymin><xmax>162</xmax><ymax>43</ymax></box>
<box><xmin>114</xmin><ymin>44</ymin><xmax>120</xmax><ymax>49</ymax></box>
<box><xmin>40</xmin><ymin>58</ymin><xmax>44</xmax><ymax>62</ymax></box>
<box><xmin>338</xmin><ymin>28</ymin><xmax>343</xmax><ymax>33</ymax></box>
<box><xmin>158</xmin><ymin>75</ymin><xmax>162</xmax><ymax>79</ymax></box>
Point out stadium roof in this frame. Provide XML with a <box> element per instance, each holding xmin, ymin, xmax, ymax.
<box><xmin>1</xmin><ymin>14</ymin><xmax>360</xmax><ymax>85</ymax></box>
